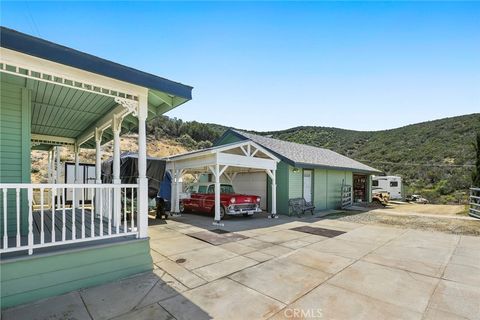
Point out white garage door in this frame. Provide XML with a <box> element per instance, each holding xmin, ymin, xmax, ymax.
<box><xmin>233</xmin><ymin>172</ymin><xmax>268</xmax><ymax>210</ymax></box>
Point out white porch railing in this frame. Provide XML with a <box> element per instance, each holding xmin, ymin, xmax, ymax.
<box><xmin>0</xmin><ymin>183</ymin><xmax>139</xmax><ymax>255</ymax></box>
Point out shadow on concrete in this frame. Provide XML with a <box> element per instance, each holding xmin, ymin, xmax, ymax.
<box><xmin>163</xmin><ymin>210</ymin><xmax>345</xmax><ymax>233</ymax></box>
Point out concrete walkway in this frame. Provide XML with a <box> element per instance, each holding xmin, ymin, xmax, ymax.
<box><xmin>3</xmin><ymin>214</ymin><xmax>479</xmax><ymax>320</ymax></box>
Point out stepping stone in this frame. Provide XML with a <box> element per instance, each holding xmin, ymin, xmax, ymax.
<box><xmin>290</xmin><ymin>226</ymin><xmax>345</xmax><ymax>237</ymax></box>
<box><xmin>186</xmin><ymin>230</ymin><xmax>248</xmax><ymax>245</ymax></box>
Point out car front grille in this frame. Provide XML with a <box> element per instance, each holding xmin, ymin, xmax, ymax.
<box><xmin>233</xmin><ymin>204</ymin><xmax>257</xmax><ymax>210</ymax></box>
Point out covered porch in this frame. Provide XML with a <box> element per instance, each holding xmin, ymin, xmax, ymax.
<box><xmin>0</xmin><ymin>27</ymin><xmax>192</xmax><ymax>308</ymax></box>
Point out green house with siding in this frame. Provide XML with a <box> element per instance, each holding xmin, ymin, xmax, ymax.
<box><xmin>215</xmin><ymin>129</ymin><xmax>381</xmax><ymax>214</ymax></box>
<box><xmin>0</xmin><ymin>27</ymin><xmax>192</xmax><ymax>308</ymax></box>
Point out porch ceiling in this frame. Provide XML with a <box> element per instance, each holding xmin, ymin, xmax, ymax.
<box><xmin>31</xmin><ymin>78</ymin><xmax>116</xmax><ymax>139</ymax></box>
<box><xmin>1</xmin><ymin>27</ymin><xmax>193</xmax><ymax>151</ymax></box>
<box><xmin>0</xmin><ymin>73</ymin><xmax>183</xmax><ymax>150</ymax></box>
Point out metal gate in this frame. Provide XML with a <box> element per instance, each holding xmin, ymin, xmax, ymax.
<box><xmin>341</xmin><ymin>182</ymin><xmax>353</xmax><ymax>209</ymax></box>
<box><xmin>470</xmin><ymin>187</ymin><xmax>480</xmax><ymax>219</ymax></box>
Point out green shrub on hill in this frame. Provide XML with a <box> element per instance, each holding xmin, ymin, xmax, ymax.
<box><xmin>148</xmin><ymin>113</ymin><xmax>479</xmax><ymax>204</ymax></box>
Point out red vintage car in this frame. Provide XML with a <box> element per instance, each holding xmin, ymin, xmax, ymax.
<box><xmin>180</xmin><ymin>183</ymin><xmax>262</xmax><ymax>218</ymax></box>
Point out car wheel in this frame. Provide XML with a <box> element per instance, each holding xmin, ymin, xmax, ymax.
<box><xmin>243</xmin><ymin>213</ymin><xmax>252</xmax><ymax>217</ymax></box>
<box><xmin>220</xmin><ymin>206</ymin><xmax>226</xmax><ymax>219</ymax></box>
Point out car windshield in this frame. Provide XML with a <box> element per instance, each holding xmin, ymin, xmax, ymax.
<box><xmin>206</xmin><ymin>184</ymin><xmax>235</xmax><ymax>194</ymax></box>
<box><xmin>221</xmin><ymin>184</ymin><xmax>235</xmax><ymax>194</ymax></box>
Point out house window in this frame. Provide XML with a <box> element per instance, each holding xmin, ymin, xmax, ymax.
<box><xmin>390</xmin><ymin>181</ymin><xmax>398</xmax><ymax>187</ymax></box>
<box><xmin>372</xmin><ymin>180</ymin><xmax>379</xmax><ymax>187</ymax></box>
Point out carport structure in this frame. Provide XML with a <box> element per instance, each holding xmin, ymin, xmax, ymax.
<box><xmin>165</xmin><ymin>141</ymin><xmax>280</xmax><ymax>225</ymax></box>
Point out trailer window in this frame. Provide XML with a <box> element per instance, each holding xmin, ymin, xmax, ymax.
<box><xmin>390</xmin><ymin>181</ymin><xmax>398</xmax><ymax>187</ymax></box>
<box><xmin>372</xmin><ymin>180</ymin><xmax>379</xmax><ymax>187</ymax></box>
<box><xmin>207</xmin><ymin>185</ymin><xmax>215</xmax><ymax>194</ymax></box>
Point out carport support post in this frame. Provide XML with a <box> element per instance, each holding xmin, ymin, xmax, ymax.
<box><xmin>169</xmin><ymin>167</ymin><xmax>180</xmax><ymax>216</ymax></box>
<box><xmin>266</xmin><ymin>169</ymin><xmax>278</xmax><ymax>218</ymax></box>
<box><xmin>137</xmin><ymin>94</ymin><xmax>149</xmax><ymax>238</ymax></box>
<box><xmin>175</xmin><ymin>170</ymin><xmax>182</xmax><ymax>213</ymax></box>
<box><xmin>214</xmin><ymin>164</ymin><xmax>222</xmax><ymax>225</ymax></box>
<box><xmin>271</xmin><ymin>169</ymin><xmax>277</xmax><ymax>218</ymax></box>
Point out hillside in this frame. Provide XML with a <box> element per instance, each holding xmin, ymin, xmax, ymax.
<box><xmin>259</xmin><ymin>114</ymin><xmax>480</xmax><ymax>203</ymax></box>
<box><xmin>146</xmin><ymin>113</ymin><xmax>479</xmax><ymax>203</ymax></box>
<box><xmin>31</xmin><ymin>135</ymin><xmax>187</xmax><ymax>183</ymax></box>
<box><xmin>32</xmin><ymin>113</ymin><xmax>479</xmax><ymax>204</ymax></box>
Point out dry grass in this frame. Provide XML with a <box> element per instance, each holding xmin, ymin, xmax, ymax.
<box><xmin>386</xmin><ymin>203</ymin><xmax>466</xmax><ymax>216</ymax></box>
<box><xmin>31</xmin><ymin>134</ymin><xmax>187</xmax><ymax>183</ymax></box>
<box><xmin>326</xmin><ymin>211</ymin><xmax>480</xmax><ymax>236</ymax></box>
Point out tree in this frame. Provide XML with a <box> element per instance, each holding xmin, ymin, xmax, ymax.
<box><xmin>473</xmin><ymin>132</ymin><xmax>480</xmax><ymax>187</ymax></box>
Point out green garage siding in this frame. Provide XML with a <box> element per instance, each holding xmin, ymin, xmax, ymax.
<box><xmin>216</xmin><ymin>133</ymin><xmax>243</xmax><ymax>146</ymax></box>
<box><xmin>300</xmin><ymin>168</ymin><xmax>353</xmax><ymax>210</ymax></box>
<box><xmin>288</xmin><ymin>166</ymin><xmax>303</xmax><ymax>199</ymax></box>
<box><xmin>215</xmin><ymin>130</ymin><xmax>377</xmax><ymax>213</ymax></box>
<box><xmin>0</xmin><ymin>76</ymin><xmax>31</xmax><ymax>236</ymax></box>
<box><xmin>0</xmin><ymin>239</ymin><xmax>153</xmax><ymax>308</ymax></box>
<box><xmin>324</xmin><ymin>169</ymin><xmax>352</xmax><ymax>209</ymax></box>
<box><xmin>314</xmin><ymin>169</ymin><xmax>329</xmax><ymax>210</ymax></box>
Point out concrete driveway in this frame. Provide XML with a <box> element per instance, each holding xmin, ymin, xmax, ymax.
<box><xmin>3</xmin><ymin>213</ymin><xmax>479</xmax><ymax>320</ymax></box>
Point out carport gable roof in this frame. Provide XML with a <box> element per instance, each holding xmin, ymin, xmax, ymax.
<box><xmin>164</xmin><ymin>140</ymin><xmax>280</xmax><ymax>173</ymax></box>
<box><xmin>225</xmin><ymin>129</ymin><xmax>381</xmax><ymax>174</ymax></box>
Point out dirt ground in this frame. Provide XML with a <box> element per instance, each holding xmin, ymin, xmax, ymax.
<box><xmin>327</xmin><ymin>210</ymin><xmax>480</xmax><ymax>236</ymax></box>
<box><xmin>386</xmin><ymin>203</ymin><xmax>467</xmax><ymax>216</ymax></box>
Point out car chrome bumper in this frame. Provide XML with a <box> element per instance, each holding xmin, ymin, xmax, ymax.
<box><xmin>226</xmin><ymin>205</ymin><xmax>262</xmax><ymax>215</ymax></box>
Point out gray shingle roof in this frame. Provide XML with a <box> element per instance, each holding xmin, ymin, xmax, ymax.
<box><xmin>231</xmin><ymin>130</ymin><xmax>381</xmax><ymax>173</ymax></box>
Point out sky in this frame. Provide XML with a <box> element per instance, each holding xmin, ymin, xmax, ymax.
<box><xmin>1</xmin><ymin>1</ymin><xmax>479</xmax><ymax>131</ymax></box>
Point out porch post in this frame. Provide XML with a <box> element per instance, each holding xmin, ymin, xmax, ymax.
<box><xmin>137</xmin><ymin>94</ymin><xmax>149</xmax><ymax>238</ymax></box>
<box><xmin>213</xmin><ymin>163</ymin><xmax>222</xmax><ymax>225</ymax></box>
<box><xmin>55</xmin><ymin>146</ymin><xmax>61</xmax><ymax>183</ymax></box>
<box><xmin>47</xmin><ymin>149</ymin><xmax>53</xmax><ymax>183</ymax></box>
<box><xmin>95</xmin><ymin>128</ymin><xmax>103</xmax><ymax>216</ymax></box>
<box><xmin>74</xmin><ymin>144</ymin><xmax>81</xmax><ymax>208</ymax></box>
<box><xmin>95</xmin><ymin>128</ymin><xmax>103</xmax><ymax>184</ymax></box>
<box><xmin>56</xmin><ymin>146</ymin><xmax>61</xmax><ymax>210</ymax></box>
<box><xmin>47</xmin><ymin>148</ymin><xmax>53</xmax><ymax>209</ymax></box>
<box><xmin>112</xmin><ymin>115</ymin><xmax>122</xmax><ymax>227</ymax></box>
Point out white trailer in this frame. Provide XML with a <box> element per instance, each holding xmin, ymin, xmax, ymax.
<box><xmin>372</xmin><ymin>175</ymin><xmax>402</xmax><ymax>199</ymax></box>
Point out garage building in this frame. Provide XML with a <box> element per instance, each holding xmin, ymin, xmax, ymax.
<box><xmin>215</xmin><ymin>129</ymin><xmax>382</xmax><ymax>214</ymax></box>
